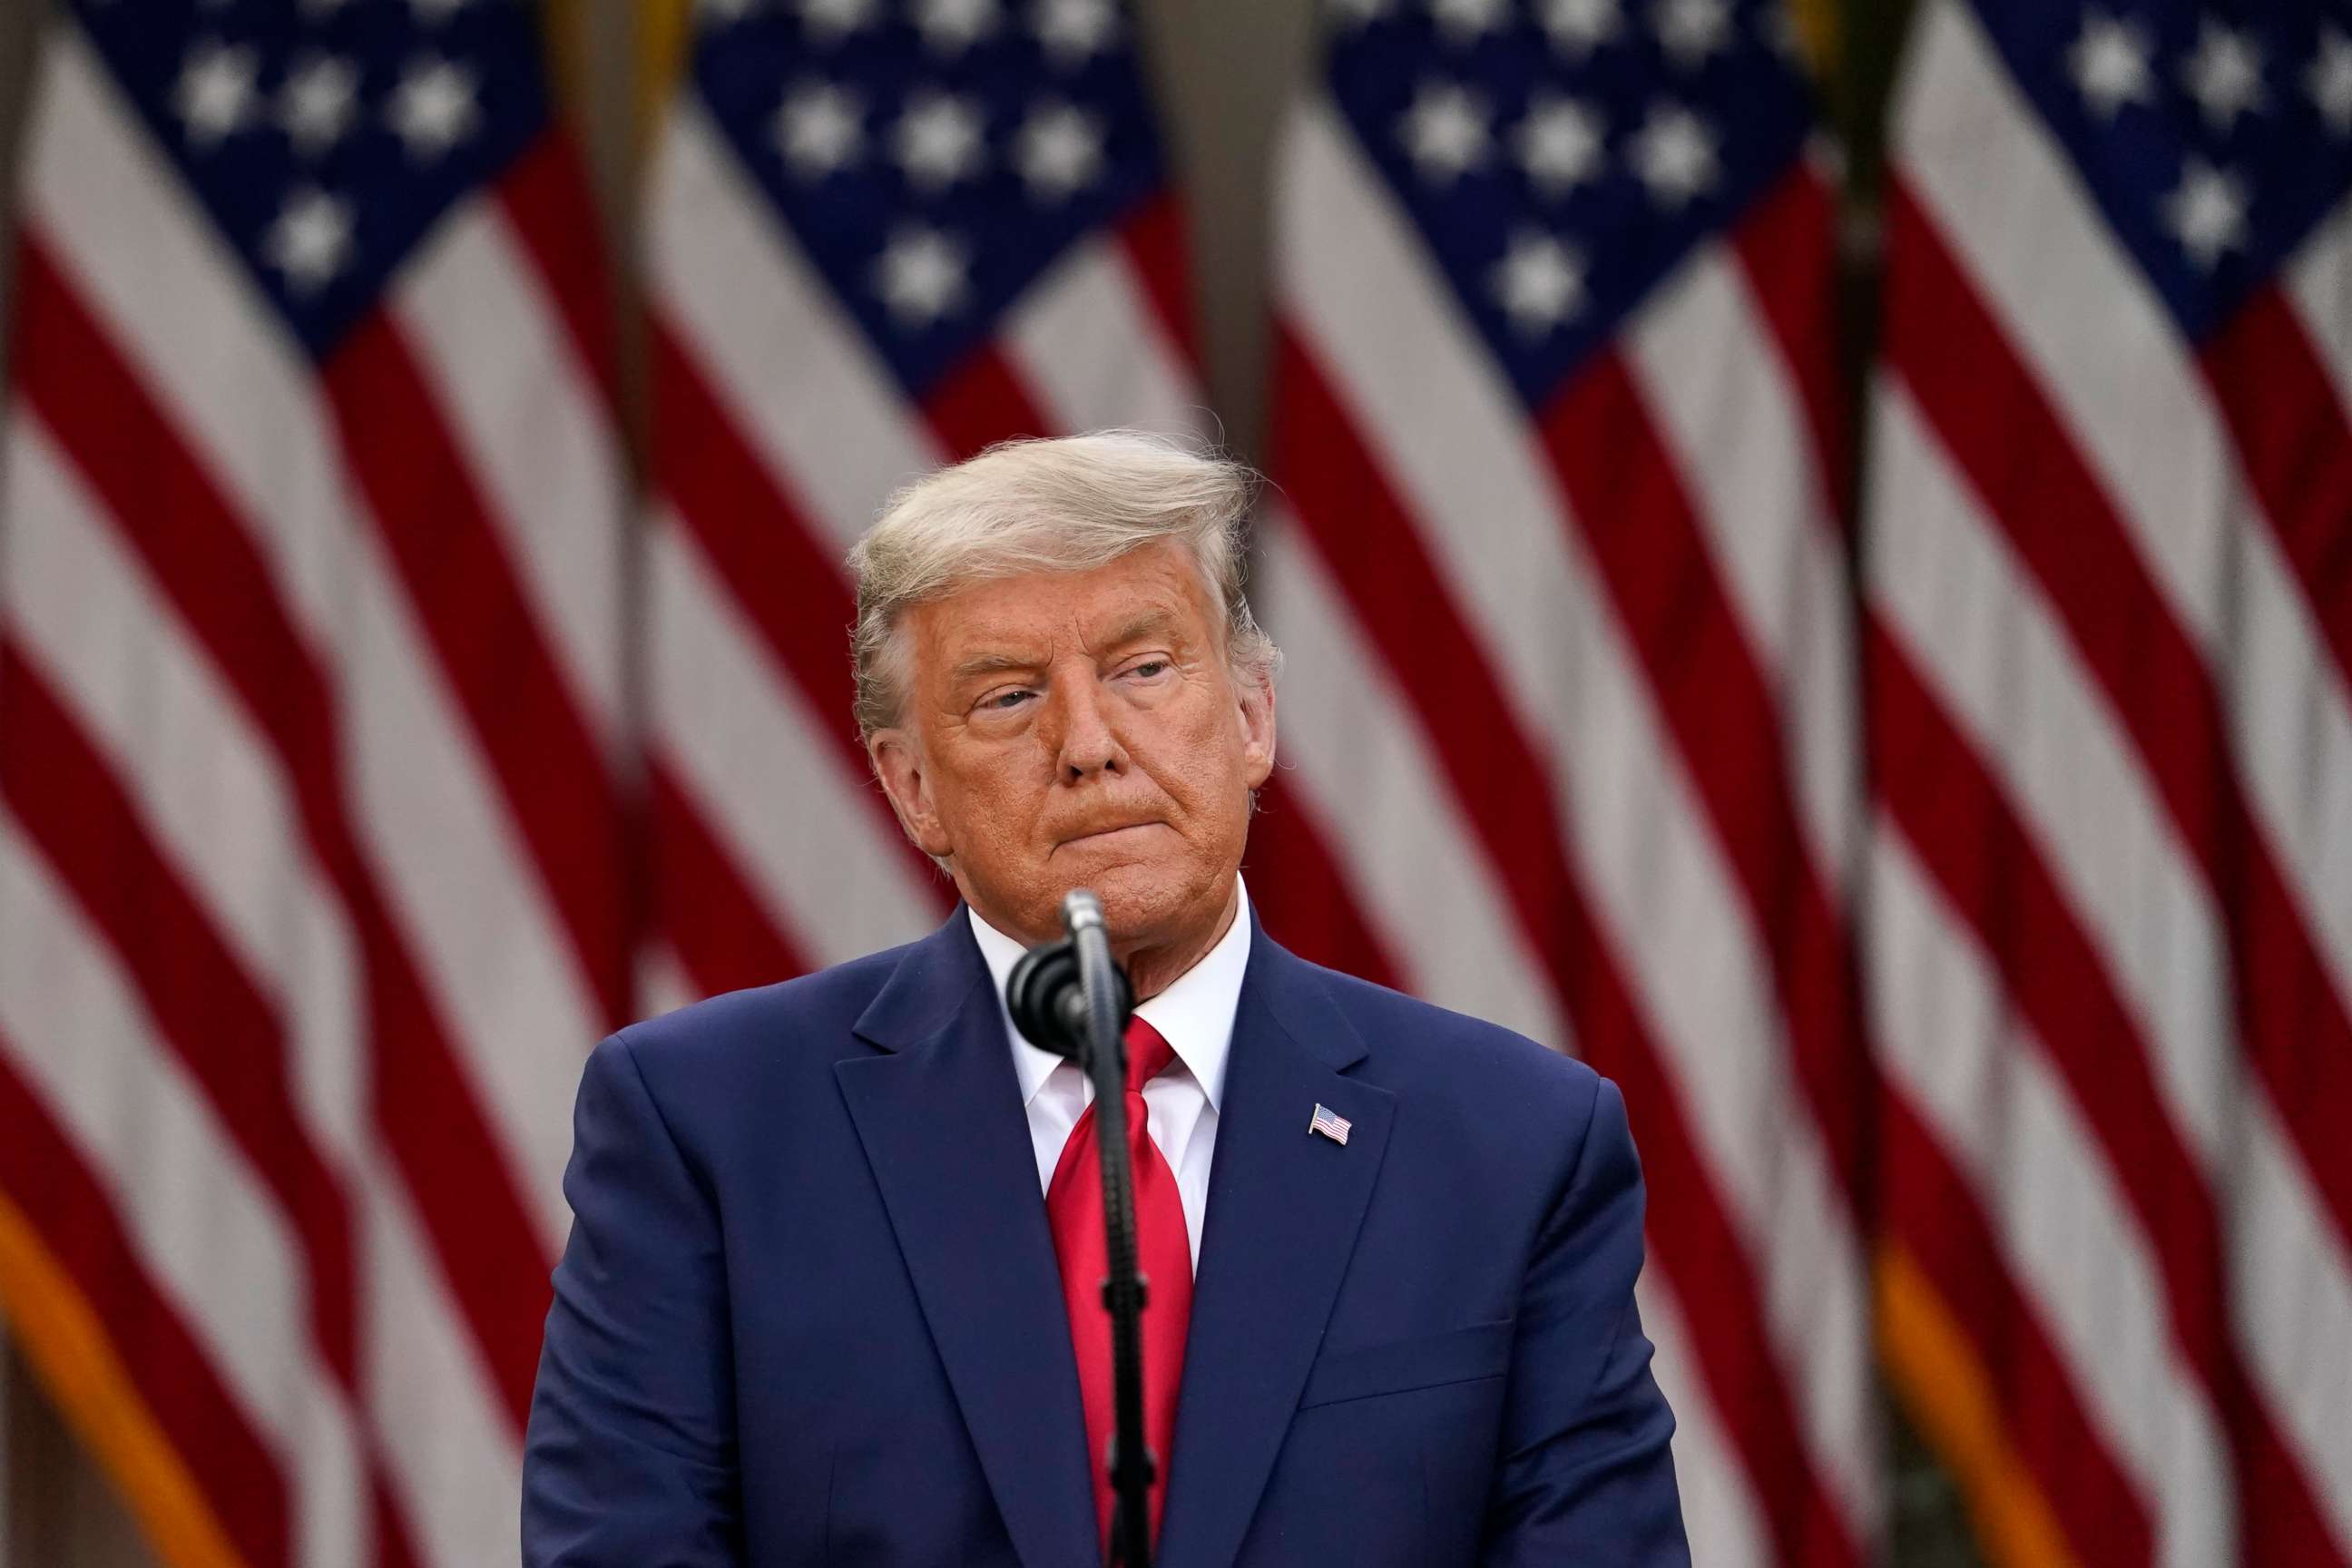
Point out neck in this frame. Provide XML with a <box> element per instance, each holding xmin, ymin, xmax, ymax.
<box><xmin>1115</xmin><ymin>882</ymin><xmax>1240</xmax><ymax>1002</ymax></box>
<box><xmin>969</xmin><ymin>881</ymin><xmax>1240</xmax><ymax>1001</ymax></box>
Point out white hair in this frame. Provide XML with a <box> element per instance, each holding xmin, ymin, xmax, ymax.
<box><xmin>847</xmin><ymin>430</ymin><xmax>1281</xmax><ymax>740</ymax></box>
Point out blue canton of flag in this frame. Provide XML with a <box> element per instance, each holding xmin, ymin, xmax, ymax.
<box><xmin>692</xmin><ymin>0</ymin><xmax>1168</xmax><ymax>399</ymax></box>
<box><xmin>1324</xmin><ymin>0</ymin><xmax>1818</xmax><ymax>409</ymax></box>
<box><xmin>1972</xmin><ymin>0</ymin><xmax>2352</xmax><ymax>344</ymax></box>
<box><xmin>73</xmin><ymin>0</ymin><xmax>550</xmax><ymax>358</ymax></box>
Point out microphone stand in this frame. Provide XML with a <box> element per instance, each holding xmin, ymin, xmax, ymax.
<box><xmin>1006</xmin><ymin>890</ymin><xmax>1154</xmax><ymax>1568</ymax></box>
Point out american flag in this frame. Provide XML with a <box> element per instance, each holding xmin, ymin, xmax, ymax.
<box><xmin>634</xmin><ymin>0</ymin><xmax>1204</xmax><ymax>1005</ymax></box>
<box><xmin>1247</xmin><ymin>0</ymin><xmax>1875</xmax><ymax>1564</ymax></box>
<box><xmin>1867</xmin><ymin>1</ymin><xmax>2352</xmax><ymax>1563</ymax></box>
<box><xmin>1308</xmin><ymin>1102</ymin><xmax>1353</xmax><ymax>1144</ymax></box>
<box><xmin>0</xmin><ymin>2</ymin><xmax>628</xmax><ymax>1565</ymax></box>
<box><xmin>640</xmin><ymin>0</ymin><xmax>1203</xmax><ymax>1006</ymax></box>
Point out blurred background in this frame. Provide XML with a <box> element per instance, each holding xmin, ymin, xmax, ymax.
<box><xmin>2</xmin><ymin>0</ymin><xmax>2347</xmax><ymax>1565</ymax></box>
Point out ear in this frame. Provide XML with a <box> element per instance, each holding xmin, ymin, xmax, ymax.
<box><xmin>868</xmin><ymin>730</ymin><xmax>956</xmax><ymax>858</ymax></box>
<box><xmin>1236</xmin><ymin>674</ymin><xmax>1277</xmax><ymax>790</ymax></box>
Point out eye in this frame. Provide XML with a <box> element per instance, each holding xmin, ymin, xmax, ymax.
<box><xmin>983</xmin><ymin>689</ymin><xmax>1034</xmax><ymax>711</ymax></box>
<box><xmin>1125</xmin><ymin>659</ymin><xmax>1171</xmax><ymax>680</ymax></box>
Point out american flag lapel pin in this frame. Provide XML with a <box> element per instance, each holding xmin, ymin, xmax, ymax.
<box><xmin>1308</xmin><ymin>1102</ymin><xmax>1351</xmax><ymax>1145</ymax></box>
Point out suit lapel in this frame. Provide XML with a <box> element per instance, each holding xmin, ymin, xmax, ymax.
<box><xmin>1155</xmin><ymin>920</ymin><xmax>1396</xmax><ymax>1568</ymax></box>
<box><xmin>834</xmin><ymin>915</ymin><xmax>1099</xmax><ymax>1568</ymax></box>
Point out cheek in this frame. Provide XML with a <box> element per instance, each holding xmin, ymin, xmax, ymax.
<box><xmin>938</xmin><ymin>745</ymin><xmax>1048</xmax><ymax>834</ymax></box>
<box><xmin>1161</xmin><ymin>708</ymin><xmax>1253</xmax><ymax>819</ymax></box>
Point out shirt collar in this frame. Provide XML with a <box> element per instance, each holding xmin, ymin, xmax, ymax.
<box><xmin>969</xmin><ymin>876</ymin><xmax>1251</xmax><ymax>1113</ymax></box>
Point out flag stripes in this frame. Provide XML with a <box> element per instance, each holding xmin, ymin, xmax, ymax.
<box><xmin>1002</xmin><ymin>221</ymin><xmax>1200</xmax><ymax>434</ymax></box>
<box><xmin>1867</xmin><ymin>617</ymin><xmax>2289</xmax><ymax>1562</ymax></box>
<box><xmin>2201</xmin><ymin>293</ymin><xmax>2352</xmax><ymax>691</ymax></box>
<box><xmin>923</xmin><ymin>346</ymin><xmax>1059</xmax><ymax>459</ymax></box>
<box><xmin>8</xmin><ymin>5</ymin><xmax>2352</xmax><ymax>1568</ymax></box>
<box><xmin>0</xmin><ymin>806</ymin><xmax>377</xmax><ymax>1568</ymax></box>
<box><xmin>1260</xmin><ymin>44</ymin><xmax>1876</xmax><ymax>1553</ymax></box>
<box><xmin>1884</xmin><ymin>182</ymin><xmax>2352</xmax><ymax>1265</ymax></box>
<box><xmin>1875</xmin><ymin>1091</ymin><xmax>2155</xmax><ymax>1566</ymax></box>
<box><xmin>645</xmin><ymin>760</ymin><xmax>815</xmax><ymax>1000</ymax></box>
<box><xmin>1870</xmin><ymin>3</ymin><xmax>2352</xmax><ymax>1561</ymax></box>
<box><xmin>1720</xmin><ymin>167</ymin><xmax>1848</xmax><ymax>512</ymax></box>
<box><xmin>2</xmin><ymin>8</ymin><xmax>627</xmax><ymax>1564</ymax></box>
<box><xmin>638</xmin><ymin>15</ymin><xmax>1203</xmax><ymax>1005</ymax></box>
<box><xmin>1537</xmin><ymin>345</ymin><xmax>1869</xmax><ymax>1202</ymax></box>
<box><xmin>1275</xmin><ymin>290</ymin><xmax>1868</xmax><ymax>1563</ymax></box>
<box><xmin>0</xmin><ymin>1054</ymin><xmax>289</xmax><ymax>1568</ymax></box>
<box><xmin>9</xmin><ymin>231</ymin><xmax>557</xmax><ymax>1428</ymax></box>
<box><xmin>325</xmin><ymin>318</ymin><xmax>630</xmax><ymax>1026</ymax></box>
<box><xmin>1247</xmin><ymin>523</ymin><xmax>1535</xmax><ymax>1029</ymax></box>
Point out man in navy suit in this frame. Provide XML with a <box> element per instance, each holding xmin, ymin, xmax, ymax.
<box><xmin>522</xmin><ymin>433</ymin><xmax>1688</xmax><ymax>1565</ymax></box>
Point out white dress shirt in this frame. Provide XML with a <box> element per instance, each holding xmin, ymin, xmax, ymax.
<box><xmin>968</xmin><ymin>877</ymin><xmax>1251</xmax><ymax>1275</ymax></box>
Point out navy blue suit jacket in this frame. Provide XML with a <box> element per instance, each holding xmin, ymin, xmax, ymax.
<box><xmin>522</xmin><ymin>906</ymin><xmax>1687</xmax><ymax>1566</ymax></box>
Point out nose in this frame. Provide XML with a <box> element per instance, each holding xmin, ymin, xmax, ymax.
<box><xmin>1053</xmin><ymin>676</ymin><xmax>1129</xmax><ymax>783</ymax></box>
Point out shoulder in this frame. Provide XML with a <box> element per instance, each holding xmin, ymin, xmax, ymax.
<box><xmin>1274</xmin><ymin>947</ymin><xmax>1605</xmax><ymax>1137</ymax></box>
<box><xmin>1265</xmin><ymin>947</ymin><xmax>1638</xmax><ymax>1263</ymax></box>
<box><xmin>598</xmin><ymin>937</ymin><xmax>924</xmax><ymax>1093</ymax></box>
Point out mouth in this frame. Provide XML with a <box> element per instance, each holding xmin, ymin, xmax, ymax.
<box><xmin>1059</xmin><ymin>822</ymin><xmax>1166</xmax><ymax>848</ymax></box>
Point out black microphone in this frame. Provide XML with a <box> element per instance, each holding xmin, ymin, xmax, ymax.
<box><xmin>1006</xmin><ymin>889</ymin><xmax>1134</xmax><ymax>1062</ymax></box>
<box><xmin>1003</xmin><ymin>889</ymin><xmax>1155</xmax><ymax>1567</ymax></box>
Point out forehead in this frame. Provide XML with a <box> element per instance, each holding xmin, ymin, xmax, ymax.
<box><xmin>908</xmin><ymin>541</ymin><xmax>1218</xmax><ymax>664</ymax></box>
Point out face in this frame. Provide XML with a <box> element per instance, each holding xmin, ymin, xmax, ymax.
<box><xmin>867</xmin><ymin>540</ymin><xmax>1276</xmax><ymax>952</ymax></box>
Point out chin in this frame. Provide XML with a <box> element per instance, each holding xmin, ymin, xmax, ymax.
<box><xmin>1078</xmin><ymin>861</ymin><xmax>1210</xmax><ymax>943</ymax></box>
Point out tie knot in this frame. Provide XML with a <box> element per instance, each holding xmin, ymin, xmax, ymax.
<box><xmin>1123</xmin><ymin>1016</ymin><xmax>1177</xmax><ymax>1088</ymax></box>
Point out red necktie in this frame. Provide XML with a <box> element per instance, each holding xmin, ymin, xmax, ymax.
<box><xmin>1045</xmin><ymin>1015</ymin><xmax>1193</xmax><ymax>1555</ymax></box>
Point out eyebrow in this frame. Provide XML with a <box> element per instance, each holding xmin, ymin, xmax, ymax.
<box><xmin>946</xmin><ymin>612</ymin><xmax>1183</xmax><ymax>687</ymax></box>
<box><xmin>1096</xmin><ymin>609</ymin><xmax>1181</xmax><ymax>651</ymax></box>
<box><xmin>947</xmin><ymin>651</ymin><xmax>1044</xmax><ymax>685</ymax></box>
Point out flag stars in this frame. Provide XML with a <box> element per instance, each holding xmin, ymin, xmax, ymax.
<box><xmin>174</xmin><ymin>39</ymin><xmax>260</xmax><ymax>149</ymax></box>
<box><xmin>388</xmin><ymin>56</ymin><xmax>481</xmax><ymax>162</ymax></box>
<box><xmin>265</xmin><ymin>186</ymin><xmax>354</xmax><ymax>292</ymax></box>
<box><xmin>1397</xmin><ymin>80</ymin><xmax>1491</xmax><ymax>185</ymax></box>
<box><xmin>1540</xmin><ymin>0</ymin><xmax>1621</xmax><ymax>57</ymax></box>
<box><xmin>2310</xmin><ymin>27</ymin><xmax>2352</xmax><ymax>135</ymax></box>
<box><xmin>916</xmin><ymin>0</ymin><xmax>1000</xmax><ymax>54</ymax></box>
<box><xmin>2164</xmin><ymin>157</ymin><xmax>2247</xmax><ymax>270</ymax></box>
<box><xmin>1629</xmin><ymin>102</ymin><xmax>1717</xmax><ymax>208</ymax></box>
<box><xmin>2068</xmin><ymin>13</ymin><xmax>2152</xmax><ymax>121</ymax></box>
<box><xmin>1429</xmin><ymin>0</ymin><xmax>1512</xmax><ymax>45</ymax></box>
<box><xmin>408</xmin><ymin>0</ymin><xmax>472</xmax><ymax>23</ymax></box>
<box><xmin>1014</xmin><ymin>102</ymin><xmax>1105</xmax><ymax>201</ymax></box>
<box><xmin>1759</xmin><ymin>4</ymin><xmax>1806</xmax><ymax>64</ymax></box>
<box><xmin>799</xmin><ymin>0</ymin><xmax>878</xmax><ymax>44</ymax></box>
<box><xmin>1514</xmin><ymin>93</ymin><xmax>1605</xmax><ymax>199</ymax></box>
<box><xmin>1034</xmin><ymin>0</ymin><xmax>1119</xmax><ymax>66</ymax></box>
<box><xmin>893</xmin><ymin>90</ymin><xmax>988</xmax><ymax>191</ymax></box>
<box><xmin>2180</xmin><ymin>20</ymin><xmax>2264</xmax><ymax>131</ymax></box>
<box><xmin>1652</xmin><ymin>0</ymin><xmax>1730</xmax><ymax>70</ymax></box>
<box><xmin>1490</xmin><ymin>230</ymin><xmax>1586</xmax><ymax>336</ymax></box>
<box><xmin>875</xmin><ymin>225</ymin><xmax>971</xmax><ymax>325</ymax></box>
<box><xmin>773</xmin><ymin>81</ymin><xmax>864</xmax><ymax>179</ymax></box>
<box><xmin>279</xmin><ymin>54</ymin><xmax>359</xmax><ymax>160</ymax></box>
